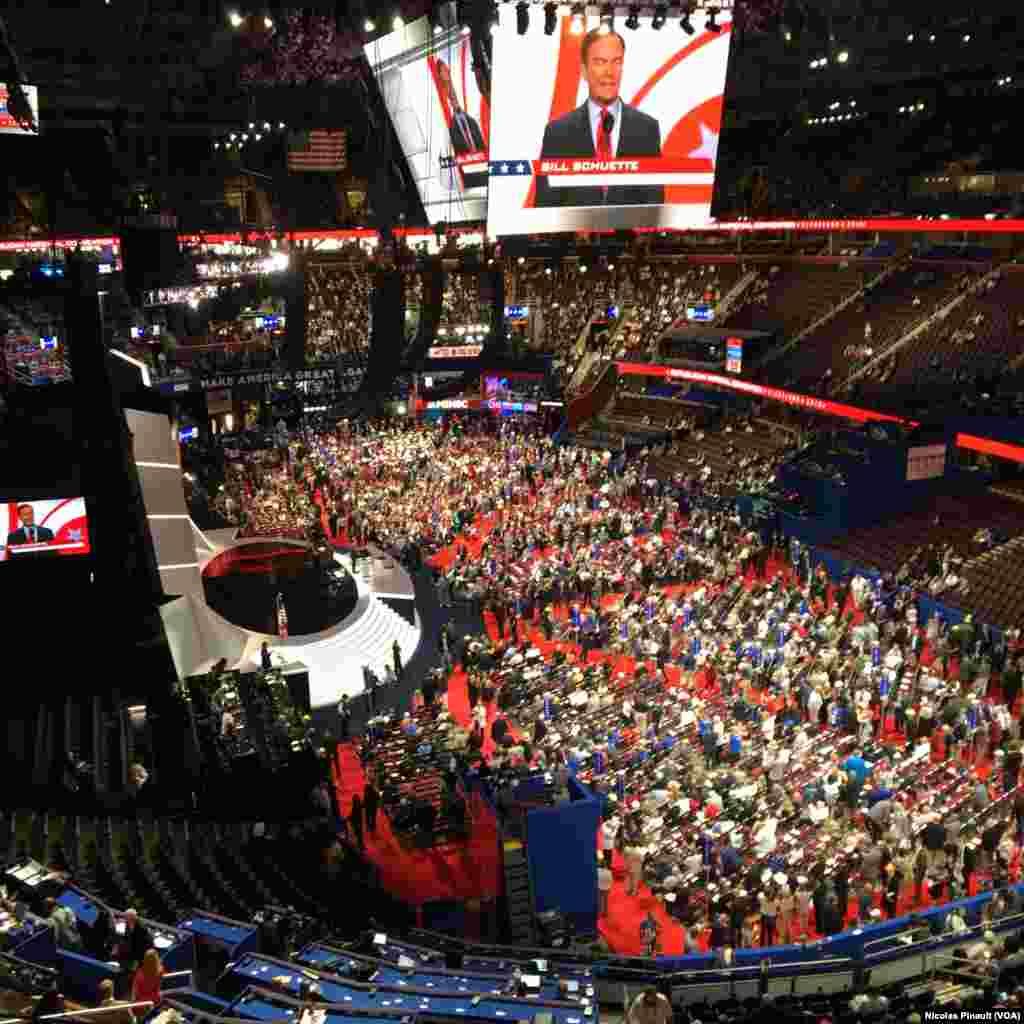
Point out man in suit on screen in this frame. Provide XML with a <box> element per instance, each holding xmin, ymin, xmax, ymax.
<box><xmin>436</xmin><ymin>59</ymin><xmax>486</xmax><ymax>155</ymax></box>
<box><xmin>7</xmin><ymin>503</ymin><xmax>55</xmax><ymax>546</ymax></box>
<box><xmin>535</xmin><ymin>28</ymin><xmax>664</xmax><ymax>209</ymax></box>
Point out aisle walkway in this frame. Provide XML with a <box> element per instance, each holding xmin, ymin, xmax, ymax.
<box><xmin>331</xmin><ymin>745</ymin><xmax>501</xmax><ymax>908</ymax></box>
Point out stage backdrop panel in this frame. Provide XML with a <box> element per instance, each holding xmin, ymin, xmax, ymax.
<box><xmin>127</xmin><ymin>409</ymin><xmax>202</xmax><ymax>597</ymax></box>
<box><xmin>487</xmin><ymin>10</ymin><xmax>732</xmax><ymax>235</ymax></box>
<box><xmin>526</xmin><ymin>794</ymin><xmax>600</xmax><ymax>933</ymax></box>
<box><xmin>366</xmin><ymin>18</ymin><xmax>490</xmax><ymax>225</ymax></box>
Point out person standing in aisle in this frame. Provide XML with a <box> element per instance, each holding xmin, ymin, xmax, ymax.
<box><xmin>349</xmin><ymin>794</ymin><xmax>365</xmax><ymax>851</ymax></box>
<box><xmin>363</xmin><ymin>781</ymin><xmax>380</xmax><ymax>836</ymax></box>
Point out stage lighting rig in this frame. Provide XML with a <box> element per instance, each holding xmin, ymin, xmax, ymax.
<box><xmin>705</xmin><ymin>7</ymin><xmax>721</xmax><ymax>32</ymax></box>
<box><xmin>544</xmin><ymin>2</ymin><xmax>557</xmax><ymax>34</ymax></box>
<box><xmin>516</xmin><ymin>1</ymin><xmax>529</xmax><ymax>34</ymax></box>
<box><xmin>681</xmin><ymin>4</ymin><xmax>695</xmax><ymax>34</ymax></box>
<box><xmin>625</xmin><ymin>5</ymin><xmax>640</xmax><ymax>30</ymax></box>
<box><xmin>652</xmin><ymin>5</ymin><xmax>667</xmax><ymax>30</ymax></box>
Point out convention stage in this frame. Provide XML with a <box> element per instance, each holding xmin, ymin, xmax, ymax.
<box><xmin>201</xmin><ymin>540</ymin><xmax>359</xmax><ymax>636</ymax></box>
<box><xmin>160</xmin><ymin>531</ymin><xmax>422</xmax><ymax>709</ymax></box>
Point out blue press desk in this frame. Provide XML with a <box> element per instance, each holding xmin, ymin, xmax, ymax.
<box><xmin>178</xmin><ymin>910</ymin><xmax>259</xmax><ymax>957</ymax></box>
<box><xmin>294</xmin><ymin>945</ymin><xmax>584</xmax><ymax>1002</ymax></box>
<box><xmin>227</xmin><ymin>991</ymin><xmax>417</xmax><ymax>1024</ymax></box>
<box><xmin>48</xmin><ymin>886</ymin><xmax>197</xmax><ymax>998</ymax></box>
<box><xmin>226</xmin><ymin>955</ymin><xmax>593</xmax><ymax>1024</ymax></box>
<box><xmin>8</xmin><ymin>920</ymin><xmax>56</xmax><ymax>965</ymax></box>
<box><xmin>346</xmin><ymin>938</ymin><xmax>594</xmax><ymax>983</ymax></box>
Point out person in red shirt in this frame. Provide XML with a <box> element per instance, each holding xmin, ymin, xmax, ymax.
<box><xmin>131</xmin><ymin>949</ymin><xmax>163</xmax><ymax>1018</ymax></box>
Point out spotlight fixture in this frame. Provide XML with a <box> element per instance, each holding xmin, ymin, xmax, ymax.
<box><xmin>516</xmin><ymin>1</ymin><xmax>529</xmax><ymax>35</ymax></box>
<box><xmin>652</xmin><ymin>4</ymin><xmax>667</xmax><ymax>30</ymax></box>
<box><xmin>836</xmin><ymin>49</ymin><xmax>849</xmax><ymax>63</ymax></box>
<box><xmin>278</xmin><ymin>121</ymin><xmax>285</xmax><ymax>129</ymax></box>
<box><xmin>705</xmin><ymin>7</ymin><xmax>720</xmax><ymax>32</ymax></box>
<box><xmin>228</xmin><ymin>10</ymin><xmax>242</xmax><ymax>27</ymax></box>
<box><xmin>263</xmin><ymin>15</ymin><xmax>272</xmax><ymax>29</ymax></box>
<box><xmin>364</xmin><ymin>18</ymin><xmax>375</xmax><ymax>32</ymax></box>
<box><xmin>569</xmin><ymin>3</ymin><xmax>584</xmax><ymax>34</ymax></box>
<box><xmin>625</xmin><ymin>5</ymin><xmax>639</xmax><ymax>30</ymax></box>
<box><xmin>393</xmin><ymin>15</ymin><xmax>404</xmax><ymax>29</ymax></box>
<box><xmin>544</xmin><ymin>2</ymin><xmax>557</xmax><ymax>34</ymax></box>
<box><xmin>906</xmin><ymin>32</ymin><xmax>914</xmax><ymax>41</ymax></box>
<box><xmin>680</xmin><ymin>4</ymin><xmax>695</xmax><ymax>35</ymax></box>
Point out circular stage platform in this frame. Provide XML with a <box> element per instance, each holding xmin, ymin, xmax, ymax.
<box><xmin>201</xmin><ymin>540</ymin><xmax>358</xmax><ymax>636</ymax></box>
<box><xmin>173</xmin><ymin>535</ymin><xmax>423</xmax><ymax>709</ymax></box>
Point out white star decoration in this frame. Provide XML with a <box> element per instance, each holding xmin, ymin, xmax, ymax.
<box><xmin>500</xmin><ymin>163</ymin><xmax>509</xmax><ymax>173</ymax></box>
<box><xmin>687</xmin><ymin>123</ymin><xmax>719</xmax><ymax>165</ymax></box>
<box><xmin>518</xmin><ymin>163</ymin><xmax>527</xmax><ymax>173</ymax></box>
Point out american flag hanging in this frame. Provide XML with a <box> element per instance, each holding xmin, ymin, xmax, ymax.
<box><xmin>287</xmin><ymin>130</ymin><xmax>346</xmax><ymax>173</ymax></box>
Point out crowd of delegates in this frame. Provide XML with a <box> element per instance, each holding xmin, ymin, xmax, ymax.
<box><xmin>514</xmin><ymin>264</ymin><xmax>620</xmax><ymax>384</ymax></box>
<box><xmin>621</xmin><ymin>263</ymin><xmax>737</xmax><ymax>358</ymax></box>
<box><xmin>438</xmin><ymin>274</ymin><xmax>488</xmax><ymax>333</ymax></box>
<box><xmin>509</xmin><ymin>260</ymin><xmax>741</xmax><ymax>389</ymax></box>
<box><xmin>226</xmin><ymin>415</ymin><xmax>1024</xmax><ymax>958</ymax></box>
<box><xmin>655</xmin><ymin>418</ymin><xmax>801</xmax><ymax>497</ymax></box>
<box><xmin>306</xmin><ymin>264</ymin><xmax>372</xmax><ymax>364</ymax></box>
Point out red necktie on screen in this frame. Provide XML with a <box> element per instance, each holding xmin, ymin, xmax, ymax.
<box><xmin>597</xmin><ymin>110</ymin><xmax>614</xmax><ymax>200</ymax></box>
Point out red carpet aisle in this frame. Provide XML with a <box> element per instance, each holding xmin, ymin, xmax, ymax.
<box><xmin>332</xmin><ymin>745</ymin><xmax>501</xmax><ymax>910</ymax></box>
<box><xmin>595</xmin><ymin>855</ymin><xmax>992</xmax><ymax>956</ymax></box>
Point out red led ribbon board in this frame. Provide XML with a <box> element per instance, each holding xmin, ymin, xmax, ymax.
<box><xmin>614</xmin><ymin>362</ymin><xmax>911</xmax><ymax>425</ymax></box>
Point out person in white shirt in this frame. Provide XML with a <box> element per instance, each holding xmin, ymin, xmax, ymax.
<box><xmin>793</xmin><ymin>728</ymin><xmax>811</xmax><ymax>757</ymax></box>
<box><xmin>624</xmin><ymin>843</ymin><xmax>646</xmax><ymax>896</ymax></box>
<box><xmin>754</xmin><ymin>818</ymin><xmax>778</xmax><ymax>858</ymax></box>
<box><xmin>808</xmin><ymin>687</ymin><xmax>823</xmax><ymax>724</ymax></box>
<box><xmin>597</xmin><ymin>863</ymin><xmax>613</xmax><ymax>916</ymax></box>
<box><xmin>807</xmin><ymin>800</ymin><xmax>829</xmax><ymax>825</ymax></box>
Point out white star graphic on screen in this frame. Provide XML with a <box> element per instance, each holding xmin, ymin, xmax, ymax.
<box><xmin>68</xmin><ymin>529</ymin><xmax>82</xmax><ymax>541</ymax></box>
<box><xmin>500</xmin><ymin>163</ymin><xmax>509</xmax><ymax>173</ymax></box>
<box><xmin>518</xmin><ymin>163</ymin><xmax>527</xmax><ymax>173</ymax></box>
<box><xmin>687</xmin><ymin>123</ymin><xmax>719</xmax><ymax>165</ymax></box>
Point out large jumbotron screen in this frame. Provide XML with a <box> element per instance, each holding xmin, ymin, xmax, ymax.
<box><xmin>366</xmin><ymin>18</ymin><xmax>490</xmax><ymax>225</ymax></box>
<box><xmin>486</xmin><ymin>10</ymin><xmax>731</xmax><ymax>235</ymax></box>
